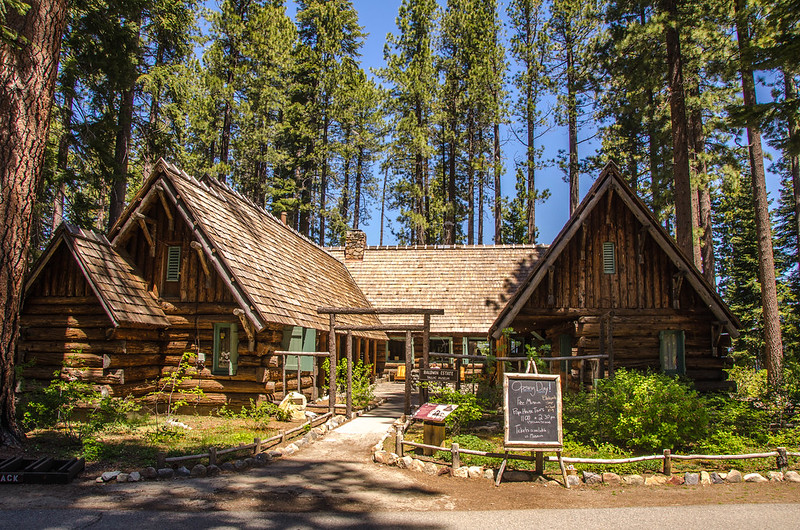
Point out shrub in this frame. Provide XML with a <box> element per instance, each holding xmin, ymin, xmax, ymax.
<box><xmin>322</xmin><ymin>357</ymin><xmax>375</xmax><ymax>408</ymax></box>
<box><xmin>427</xmin><ymin>386</ymin><xmax>483</xmax><ymax>434</ymax></box>
<box><xmin>564</xmin><ymin>369</ymin><xmax>709</xmax><ymax>452</ymax></box>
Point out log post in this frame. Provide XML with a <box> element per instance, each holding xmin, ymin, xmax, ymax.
<box><xmin>157</xmin><ymin>452</ymin><xmax>166</xmax><ymax>469</ymax></box>
<box><xmin>209</xmin><ymin>446</ymin><xmax>217</xmax><ymax>466</ymax></box>
<box><xmin>452</xmin><ymin>442</ymin><xmax>461</xmax><ymax>471</ymax></box>
<box><xmin>422</xmin><ymin>314</ymin><xmax>430</xmax><ymax>403</ymax></box>
<box><xmin>329</xmin><ymin>313</ymin><xmax>337</xmax><ymax>414</ymax></box>
<box><xmin>395</xmin><ymin>424</ymin><xmax>404</xmax><ymax>457</ymax></box>
<box><xmin>535</xmin><ymin>451</ymin><xmax>544</xmax><ymax>475</ymax></box>
<box><xmin>254</xmin><ymin>438</ymin><xmax>261</xmax><ymax>455</ymax></box>
<box><xmin>663</xmin><ymin>449</ymin><xmax>672</xmax><ymax>476</ymax></box>
<box><xmin>777</xmin><ymin>447</ymin><xmax>788</xmax><ymax>472</ymax></box>
<box><xmin>346</xmin><ymin>330</ymin><xmax>353</xmax><ymax>419</ymax></box>
<box><xmin>404</xmin><ymin>329</ymin><xmax>413</xmax><ymax>414</ymax></box>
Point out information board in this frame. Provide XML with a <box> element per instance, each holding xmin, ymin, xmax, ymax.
<box><xmin>419</xmin><ymin>368</ymin><xmax>457</xmax><ymax>383</ymax></box>
<box><xmin>412</xmin><ymin>402</ymin><xmax>459</xmax><ymax>422</ymax></box>
<box><xmin>503</xmin><ymin>373</ymin><xmax>562</xmax><ymax>448</ymax></box>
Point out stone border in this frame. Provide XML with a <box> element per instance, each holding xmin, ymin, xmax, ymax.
<box><xmin>95</xmin><ymin>397</ymin><xmax>386</xmax><ymax>484</ymax></box>
<box><xmin>371</xmin><ymin>424</ymin><xmax>800</xmax><ymax>487</ymax></box>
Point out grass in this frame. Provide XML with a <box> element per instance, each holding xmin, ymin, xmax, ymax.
<box><xmin>13</xmin><ymin>413</ymin><xmax>304</xmax><ymax>475</ymax></box>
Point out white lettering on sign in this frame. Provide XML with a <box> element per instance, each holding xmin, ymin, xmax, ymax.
<box><xmin>0</xmin><ymin>474</ymin><xmax>20</xmax><ymax>483</ymax></box>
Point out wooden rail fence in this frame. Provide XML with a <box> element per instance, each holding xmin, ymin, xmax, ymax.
<box><xmin>156</xmin><ymin>412</ymin><xmax>333</xmax><ymax>468</ymax></box>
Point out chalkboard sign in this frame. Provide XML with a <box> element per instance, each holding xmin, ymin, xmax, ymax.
<box><xmin>503</xmin><ymin>373</ymin><xmax>562</xmax><ymax>448</ymax></box>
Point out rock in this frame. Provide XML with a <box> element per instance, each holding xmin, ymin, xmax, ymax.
<box><xmin>141</xmin><ymin>467</ymin><xmax>158</xmax><ymax>480</ymax></box>
<box><xmin>175</xmin><ymin>466</ymin><xmax>191</xmax><ymax>478</ymax></box>
<box><xmin>468</xmin><ymin>466</ymin><xmax>483</xmax><ymax>479</ymax></box>
<box><xmin>503</xmin><ymin>470</ymin><xmax>532</xmax><ymax>482</ymax></box>
<box><xmin>644</xmin><ymin>475</ymin><xmax>667</xmax><ymax>486</ymax></box>
<box><xmin>726</xmin><ymin>469</ymin><xmax>743</xmax><ymax>483</ymax></box>
<box><xmin>268</xmin><ymin>449</ymin><xmax>283</xmax><ymax>458</ymax></box>
<box><xmin>220</xmin><ymin>462</ymin><xmax>235</xmax><ymax>472</ymax></box>
<box><xmin>335</xmin><ymin>415</ymin><xmax>347</xmax><ymax>424</ymax></box>
<box><xmin>157</xmin><ymin>468</ymin><xmax>174</xmax><ymax>479</ymax></box>
<box><xmin>116</xmin><ymin>473</ymin><xmax>129</xmax><ymax>483</ymax></box>
<box><xmin>710</xmin><ymin>472</ymin><xmax>724</xmax><ymax>484</ymax></box>
<box><xmin>95</xmin><ymin>476</ymin><xmax>104</xmax><ymax>483</ymax></box>
<box><xmin>547</xmin><ymin>480</ymin><xmax>561</xmax><ymax>487</ymax></box>
<box><xmin>453</xmin><ymin>466</ymin><xmax>469</xmax><ymax>478</ymax></box>
<box><xmin>101</xmin><ymin>471</ymin><xmax>120</xmax><ymax>483</ymax></box>
<box><xmin>386</xmin><ymin>453</ymin><xmax>398</xmax><ymax>466</ymax></box>
<box><xmin>583</xmin><ymin>471</ymin><xmax>602</xmax><ymax>485</ymax></box>
<box><xmin>767</xmin><ymin>471</ymin><xmax>784</xmax><ymax>482</ymax></box>
<box><xmin>408</xmin><ymin>459</ymin><xmax>426</xmax><ymax>473</ymax></box>
<box><xmin>423</xmin><ymin>462</ymin><xmax>440</xmax><ymax>475</ymax></box>
<box><xmin>700</xmin><ymin>471</ymin><xmax>711</xmax><ymax>485</ymax></box>
<box><xmin>602</xmin><ymin>472</ymin><xmax>621</xmax><ymax>486</ymax></box>
<box><xmin>744</xmin><ymin>473</ymin><xmax>768</xmax><ymax>483</ymax></box>
<box><xmin>622</xmin><ymin>475</ymin><xmax>644</xmax><ymax>486</ymax></box>
<box><xmin>483</xmin><ymin>469</ymin><xmax>495</xmax><ymax>480</ymax></box>
<box><xmin>128</xmin><ymin>471</ymin><xmax>141</xmax><ymax>483</ymax></box>
<box><xmin>244</xmin><ymin>458</ymin><xmax>257</xmax><ymax>468</ymax></box>
<box><xmin>785</xmin><ymin>471</ymin><xmax>800</xmax><ymax>483</ymax></box>
<box><xmin>283</xmin><ymin>443</ymin><xmax>299</xmax><ymax>456</ymax></box>
<box><xmin>312</xmin><ymin>427</ymin><xmax>325</xmax><ymax>437</ymax></box>
<box><xmin>667</xmin><ymin>475</ymin><xmax>684</xmax><ymax>485</ymax></box>
<box><xmin>207</xmin><ymin>465</ymin><xmax>221</xmax><ymax>477</ymax></box>
<box><xmin>325</xmin><ymin>419</ymin><xmax>337</xmax><ymax>430</ymax></box>
<box><xmin>233</xmin><ymin>460</ymin><xmax>248</xmax><ymax>471</ymax></box>
<box><xmin>190</xmin><ymin>464</ymin><xmax>207</xmax><ymax>478</ymax></box>
<box><xmin>718</xmin><ymin>472</ymin><xmax>728</xmax><ymax>480</ymax></box>
<box><xmin>255</xmin><ymin>453</ymin><xmax>272</xmax><ymax>466</ymax></box>
<box><xmin>374</xmin><ymin>451</ymin><xmax>389</xmax><ymax>464</ymax></box>
<box><xmin>397</xmin><ymin>456</ymin><xmax>414</xmax><ymax>469</ymax></box>
<box><xmin>567</xmin><ymin>475</ymin><xmax>582</xmax><ymax>487</ymax></box>
<box><xmin>684</xmin><ymin>473</ymin><xmax>699</xmax><ymax>486</ymax></box>
<box><xmin>437</xmin><ymin>466</ymin><xmax>451</xmax><ymax>476</ymax></box>
<box><xmin>294</xmin><ymin>438</ymin><xmax>308</xmax><ymax>448</ymax></box>
<box><xmin>533</xmin><ymin>475</ymin><xmax>550</xmax><ymax>484</ymax></box>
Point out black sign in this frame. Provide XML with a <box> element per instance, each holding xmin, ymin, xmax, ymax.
<box><xmin>503</xmin><ymin>373</ymin><xmax>562</xmax><ymax>448</ymax></box>
<box><xmin>419</xmin><ymin>368</ymin><xmax>457</xmax><ymax>383</ymax></box>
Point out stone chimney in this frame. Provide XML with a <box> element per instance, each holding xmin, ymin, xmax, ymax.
<box><xmin>280</xmin><ymin>211</ymin><xmax>287</xmax><ymax>225</ymax></box>
<box><xmin>345</xmin><ymin>229</ymin><xmax>366</xmax><ymax>260</ymax></box>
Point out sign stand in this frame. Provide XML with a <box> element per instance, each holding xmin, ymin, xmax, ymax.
<box><xmin>498</xmin><ymin>373</ymin><xmax>570</xmax><ymax>488</ymax></box>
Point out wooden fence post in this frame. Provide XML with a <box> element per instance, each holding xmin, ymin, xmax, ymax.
<box><xmin>157</xmin><ymin>452</ymin><xmax>166</xmax><ymax>469</ymax></box>
<box><xmin>452</xmin><ymin>442</ymin><xmax>461</xmax><ymax>470</ymax></box>
<box><xmin>535</xmin><ymin>451</ymin><xmax>544</xmax><ymax>475</ymax></box>
<box><xmin>346</xmin><ymin>330</ymin><xmax>353</xmax><ymax>419</ymax></box>
<box><xmin>254</xmin><ymin>438</ymin><xmax>262</xmax><ymax>455</ymax></box>
<box><xmin>663</xmin><ymin>449</ymin><xmax>671</xmax><ymax>476</ymax></box>
<box><xmin>777</xmin><ymin>447</ymin><xmax>788</xmax><ymax>472</ymax></box>
<box><xmin>395</xmin><ymin>424</ymin><xmax>404</xmax><ymax>456</ymax></box>
<box><xmin>209</xmin><ymin>446</ymin><xmax>217</xmax><ymax>467</ymax></box>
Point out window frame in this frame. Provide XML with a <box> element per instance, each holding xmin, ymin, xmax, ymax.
<box><xmin>659</xmin><ymin>329</ymin><xmax>686</xmax><ymax>376</ymax></box>
<box><xmin>212</xmin><ymin>322</ymin><xmax>238</xmax><ymax>376</ymax></box>
<box><xmin>602</xmin><ymin>241</ymin><xmax>616</xmax><ymax>274</ymax></box>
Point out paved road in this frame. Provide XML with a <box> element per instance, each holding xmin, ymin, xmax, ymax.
<box><xmin>2</xmin><ymin>504</ymin><xmax>800</xmax><ymax>529</ymax></box>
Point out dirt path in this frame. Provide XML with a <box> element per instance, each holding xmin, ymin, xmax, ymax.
<box><xmin>0</xmin><ymin>383</ymin><xmax>798</xmax><ymax>513</ymax></box>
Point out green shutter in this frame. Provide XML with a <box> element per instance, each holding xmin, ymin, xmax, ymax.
<box><xmin>301</xmin><ymin>328</ymin><xmax>316</xmax><ymax>371</ymax></box>
<box><xmin>166</xmin><ymin>246</ymin><xmax>181</xmax><ymax>282</ymax></box>
<box><xmin>659</xmin><ymin>330</ymin><xmax>685</xmax><ymax>376</ymax></box>
<box><xmin>603</xmin><ymin>242</ymin><xmax>616</xmax><ymax>274</ymax></box>
<box><xmin>559</xmin><ymin>334</ymin><xmax>572</xmax><ymax>373</ymax></box>
<box><xmin>282</xmin><ymin>326</ymin><xmax>304</xmax><ymax>371</ymax></box>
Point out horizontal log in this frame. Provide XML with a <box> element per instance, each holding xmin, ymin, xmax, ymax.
<box><xmin>97</xmin><ymin>381</ymin><xmax>158</xmax><ymax>398</ymax></box>
<box><xmin>161</xmin><ymin>365</ymin><xmax>262</xmax><ymax>382</ymax></box>
<box><xmin>22</xmin><ymin>366</ymin><xmax>161</xmax><ymax>385</ymax></box>
<box><xmin>104</xmin><ymin>354</ymin><xmax>164</xmax><ymax>369</ymax></box>
<box><xmin>20</xmin><ymin>326</ymin><xmax>112</xmax><ymax>342</ymax></box>
<box><xmin>159</xmin><ymin>302</ymin><xmax>241</xmax><ymax>315</ymax></box>
<box><xmin>24</xmin><ymin>296</ymin><xmax>99</xmax><ymax>306</ymax></box>
<box><xmin>171</xmin><ymin>379</ymin><xmax>276</xmax><ymax>394</ymax></box>
<box><xmin>18</xmin><ymin>340</ymin><xmax>127</xmax><ymax>355</ymax></box>
<box><xmin>166</xmin><ymin>315</ymin><xmax>238</xmax><ymax>328</ymax></box>
<box><xmin>111</xmin><ymin>328</ymin><xmax>163</xmax><ymax>341</ymax></box>
<box><xmin>141</xmin><ymin>392</ymin><xmax>270</xmax><ymax>408</ymax></box>
<box><xmin>23</xmin><ymin>352</ymin><xmax>104</xmax><ymax>368</ymax></box>
<box><xmin>22</xmin><ymin>302</ymin><xmax>106</xmax><ymax>316</ymax></box>
<box><xmin>318</xmin><ymin>307</ymin><xmax>444</xmax><ymax>315</ymax></box>
<box><xmin>20</xmin><ymin>315</ymin><xmax>114</xmax><ymax>328</ymax></box>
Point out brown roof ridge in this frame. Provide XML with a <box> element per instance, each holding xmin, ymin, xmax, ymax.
<box><xmin>328</xmin><ymin>243</ymin><xmax>549</xmax><ymax>251</ymax></box>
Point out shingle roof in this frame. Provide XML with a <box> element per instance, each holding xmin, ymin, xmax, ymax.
<box><xmin>27</xmin><ymin>225</ymin><xmax>170</xmax><ymax>328</ymax></box>
<box><xmin>328</xmin><ymin>245</ymin><xmax>546</xmax><ymax>335</ymax></box>
<box><xmin>116</xmin><ymin>161</ymin><xmax>385</xmax><ymax>338</ymax></box>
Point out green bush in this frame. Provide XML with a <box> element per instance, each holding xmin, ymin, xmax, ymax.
<box><xmin>427</xmin><ymin>386</ymin><xmax>483</xmax><ymax>434</ymax></box>
<box><xmin>218</xmin><ymin>398</ymin><xmax>291</xmax><ymax>426</ymax></box>
<box><xmin>562</xmin><ymin>440</ymin><xmax>659</xmax><ymax>474</ymax></box>
<box><xmin>564</xmin><ymin>369</ymin><xmax>709</xmax><ymax>452</ymax></box>
<box><xmin>322</xmin><ymin>357</ymin><xmax>375</xmax><ymax>408</ymax></box>
<box><xmin>434</xmin><ymin>434</ymin><xmax>497</xmax><ymax>467</ymax></box>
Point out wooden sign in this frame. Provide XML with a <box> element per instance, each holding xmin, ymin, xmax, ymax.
<box><xmin>412</xmin><ymin>402</ymin><xmax>459</xmax><ymax>423</ymax></box>
<box><xmin>503</xmin><ymin>373</ymin><xmax>562</xmax><ymax>448</ymax></box>
<box><xmin>419</xmin><ymin>368</ymin><xmax>457</xmax><ymax>383</ymax></box>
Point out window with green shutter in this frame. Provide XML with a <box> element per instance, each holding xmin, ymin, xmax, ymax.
<box><xmin>212</xmin><ymin>322</ymin><xmax>238</xmax><ymax>376</ymax></box>
<box><xmin>166</xmin><ymin>246</ymin><xmax>181</xmax><ymax>282</ymax></box>
<box><xmin>659</xmin><ymin>330</ymin><xmax>685</xmax><ymax>376</ymax></box>
<box><xmin>282</xmin><ymin>326</ymin><xmax>315</xmax><ymax>371</ymax></box>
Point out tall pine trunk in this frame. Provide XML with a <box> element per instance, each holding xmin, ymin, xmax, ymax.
<box><xmin>566</xmin><ymin>35</ymin><xmax>579</xmax><ymax>215</ymax></box>
<box><xmin>353</xmin><ymin>149</ymin><xmax>363</xmax><ymax>230</ymax></box>
<box><xmin>494</xmin><ymin>120</ymin><xmax>502</xmax><ymax>244</ymax></box>
<box><xmin>0</xmin><ymin>0</ymin><xmax>68</xmax><ymax>446</ymax></box>
<box><xmin>785</xmin><ymin>72</ymin><xmax>800</xmax><ymax>270</ymax></box>
<box><xmin>660</xmin><ymin>0</ymin><xmax>699</xmax><ymax>266</ymax></box>
<box><xmin>53</xmin><ymin>76</ymin><xmax>75</xmax><ymax>231</ymax></box>
<box><xmin>107</xmin><ymin>87</ymin><xmax>135</xmax><ymax>231</ymax></box>
<box><xmin>735</xmin><ymin>0</ymin><xmax>784</xmax><ymax>386</ymax></box>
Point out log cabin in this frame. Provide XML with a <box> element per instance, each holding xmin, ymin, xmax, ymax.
<box><xmin>489</xmin><ymin>164</ymin><xmax>740</xmax><ymax>391</ymax></box>
<box><xmin>18</xmin><ymin>160</ymin><xmax>386</xmax><ymax>408</ymax></box>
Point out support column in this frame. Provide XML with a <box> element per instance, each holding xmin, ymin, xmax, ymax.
<box><xmin>329</xmin><ymin>313</ymin><xmax>337</xmax><ymax>414</ymax></box>
<box><xmin>346</xmin><ymin>330</ymin><xmax>353</xmax><ymax>418</ymax></box>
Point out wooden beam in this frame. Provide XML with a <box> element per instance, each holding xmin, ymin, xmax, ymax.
<box><xmin>672</xmin><ymin>272</ymin><xmax>685</xmax><ymax>310</ymax></box>
<box><xmin>318</xmin><ymin>307</ymin><xmax>444</xmax><ymax>315</ymax></box>
<box><xmin>335</xmin><ymin>324</ymin><xmax>425</xmax><ymax>332</ymax></box>
<box><xmin>156</xmin><ymin>185</ymin><xmax>175</xmax><ymax>232</ymax></box>
<box><xmin>233</xmin><ymin>308</ymin><xmax>255</xmax><ymax>351</ymax></box>
<box><xmin>190</xmin><ymin>240</ymin><xmax>212</xmax><ymax>288</ymax></box>
<box><xmin>329</xmin><ymin>313</ymin><xmax>337</xmax><ymax>414</ymax></box>
<box><xmin>404</xmin><ymin>329</ymin><xmax>413</xmax><ymax>415</ymax></box>
<box><xmin>135</xmin><ymin>213</ymin><xmax>156</xmax><ymax>257</ymax></box>
<box><xmin>547</xmin><ymin>267</ymin><xmax>555</xmax><ymax>306</ymax></box>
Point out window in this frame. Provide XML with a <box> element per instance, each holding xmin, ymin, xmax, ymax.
<box><xmin>463</xmin><ymin>337</ymin><xmax>489</xmax><ymax>356</ymax></box>
<box><xmin>282</xmin><ymin>326</ymin><xmax>316</xmax><ymax>371</ymax></box>
<box><xmin>659</xmin><ymin>330</ymin><xmax>685</xmax><ymax>376</ymax></box>
<box><xmin>212</xmin><ymin>322</ymin><xmax>238</xmax><ymax>375</ymax></box>
<box><xmin>603</xmin><ymin>242</ymin><xmax>616</xmax><ymax>274</ymax></box>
